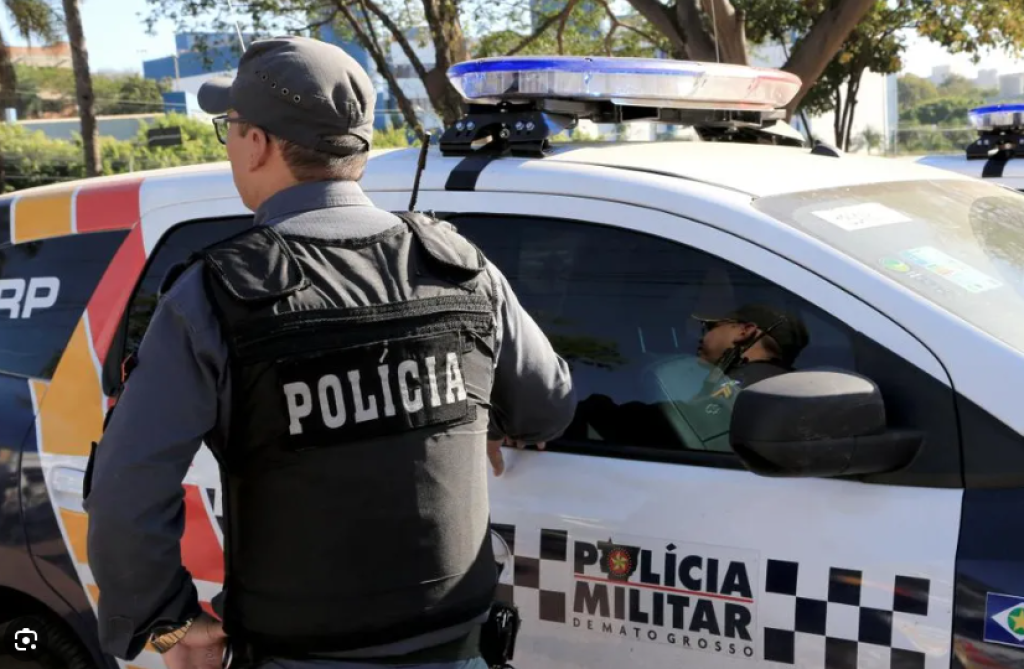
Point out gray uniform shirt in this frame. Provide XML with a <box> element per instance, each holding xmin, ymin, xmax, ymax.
<box><xmin>84</xmin><ymin>180</ymin><xmax>576</xmax><ymax>661</ymax></box>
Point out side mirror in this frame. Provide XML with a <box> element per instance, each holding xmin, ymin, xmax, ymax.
<box><xmin>729</xmin><ymin>370</ymin><xmax>923</xmax><ymax>478</ymax></box>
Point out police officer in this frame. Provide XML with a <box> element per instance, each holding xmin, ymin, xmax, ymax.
<box><xmin>693</xmin><ymin>304</ymin><xmax>810</xmax><ymax>389</ymax></box>
<box><xmin>670</xmin><ymin>304</ymin><xmax>809</xmax><ymax>449</ymax></box>
<box><xmin>84</xmin><ymin>35</ymin><xmax>576</xmax><ymax>669</ymax></box>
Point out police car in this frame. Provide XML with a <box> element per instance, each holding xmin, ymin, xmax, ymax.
<box><xmin>913</xmin><ymin>103</ymin><xmax>1024</xmax><ymax>194</ymax></box>
<box><xmin>2</xmin><ymin>55</ymin><xmax>1023</xmax><ymax>669</ymax></box>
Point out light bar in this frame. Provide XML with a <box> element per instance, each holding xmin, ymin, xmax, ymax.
<box><xmin>969</xmin><ymin>103</ymin><xmax>1024</xmax><ymax>132</ymax></box>
<box><xmin>446</xmin><ymin>56</ymin><xmax>802</xmax><ymax>111</ymax></box>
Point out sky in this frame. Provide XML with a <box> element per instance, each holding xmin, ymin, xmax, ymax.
<box><xmin>3</xmin><ymin>0</ymin><xmax>1024</xmax><ymax>77</ymax></box>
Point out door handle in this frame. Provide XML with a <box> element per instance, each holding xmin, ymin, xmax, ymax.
<box><xmin>49</xmin><ymin>466</ymin><xmax>86</xmax><ymax>512</ymax></box>
<box><xmin>491</xmin><ymin>528</ymin><xmax>513</xmax><ymax>584</ymax></box>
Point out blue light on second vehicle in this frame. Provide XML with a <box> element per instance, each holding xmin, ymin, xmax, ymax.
<box><xmin>446</xmin><ymin>56</ymin><xmax>803</xmax><ymax>111</ymax></box>
<box><xmin>969</xmin><ymin>103</ymin><xmax>1024</xmax><ymax>132</ymax></box>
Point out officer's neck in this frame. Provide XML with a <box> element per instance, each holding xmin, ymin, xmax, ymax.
<box><xmin>244</xmin><ymin>167</ymin><xmax>301</xmax><ymax>212</ymax></box>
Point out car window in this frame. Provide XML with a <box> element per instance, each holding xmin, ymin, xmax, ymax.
<box><xmin>0</xmin><ymin>230</ymin><xmax>128</xmax><ymax>380</ymax></box>
<box><xmin>119</xmin><ymin>217</ymin><xmax>253</xmax><ymax>366</ymax></box>
<box><xmin>753</xmin><ymin>178</ymin><xmax>1024</xmax><ymax>357</ymax></box>
<box><xmin>446</xmin><ymin>214</ymin><xmax>859</xmax><ymax>454</ymax></box>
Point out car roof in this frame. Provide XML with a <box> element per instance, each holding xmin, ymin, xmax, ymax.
<box><xmin>0</xmin><ymin>140</ymin><xmax>976</xmax><ymax>212</ymax></box>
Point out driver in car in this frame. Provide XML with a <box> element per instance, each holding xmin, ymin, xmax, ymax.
<box><xmin>678</xmin><ymin>304</ymin><xmax>810</xmax><ymax>449</ymax></box>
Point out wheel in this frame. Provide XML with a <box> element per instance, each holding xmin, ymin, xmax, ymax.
<box><xmin>0</xmin><ymin>612</ymin><xmax>99</xmax><ymax>669</ymax></box>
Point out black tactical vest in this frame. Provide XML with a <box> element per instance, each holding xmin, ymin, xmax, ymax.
<box><xmin>198</xmin><ymin>213</ymin><xmax>499</xmax><ymax>656</ymax></box>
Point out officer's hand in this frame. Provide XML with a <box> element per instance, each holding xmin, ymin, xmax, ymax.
<box><xmin>161</xmin><ymin>613</ymin><xmax>226</xmax><ymax>669</ymax></box>
<box><xmin>488</xmin><ymin>438</ymin><xmax>546</xmax><ymax>477</ymax></box>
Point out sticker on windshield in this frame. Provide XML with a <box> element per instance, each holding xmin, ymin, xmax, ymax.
<box><xmin>898</xmin><ymin>246</ymin><xmax>1003</xmax><ymax>293</ymax></box>
<box><xmin>811</xmin><ymin>203</ymin><xmax>911</xmax><ymax>231</ymax></box>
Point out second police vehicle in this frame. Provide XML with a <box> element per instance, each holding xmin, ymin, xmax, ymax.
<box><xmin>1</xmin><ymin>55</ymin><xmax>1023</xmax><ymax>669</ymax></box>
<box><xmin>914</xmin><ymin>102</ymin><xmax>1024</xmax><ymax>193</ymax></box>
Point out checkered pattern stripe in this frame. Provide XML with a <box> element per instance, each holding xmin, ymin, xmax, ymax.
<box><xmin>491</xmin><ymin>524</ymin><xmax>569</xmax><ymax>624</ymax></box>
<box><xmin>762</xmin><ymin>559</ymin><xmax>941</xmax><ymax>669</ymax></box>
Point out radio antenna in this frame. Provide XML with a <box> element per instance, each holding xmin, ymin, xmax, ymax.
<box><xmin>409</xmin><ymin>131</ymin><xmax>432</xmax><ymax>211</ymax></box>
<box><xmin>225</xmin><ymin>0</ymin><xmax>247</xmax><ymax>52</ymax></box>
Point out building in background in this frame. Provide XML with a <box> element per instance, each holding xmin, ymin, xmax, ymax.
<box><xmin>1000</xmin><ymin>72</ymin><xmax>1024</xmax><ymax>99</ymax></box>
<box><xmin>141</xmin><ymin>29</ymin><xmax>392</xmax><ymax>130</ymax></box>
<box><xmin>8</xmin><ymin>43</ymin><xmax>72</xmax><ymax>68</ymax></box>
<box><xmin>977</xmin><ymin>68</ymin><xmax>1000</xmax><ymax>90</ymax></box>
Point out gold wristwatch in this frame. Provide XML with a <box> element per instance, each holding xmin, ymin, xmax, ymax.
<box><xmin>148</xmin><ymin>617</ymin><xmax>195</xmax><ymax>653</ymax></box>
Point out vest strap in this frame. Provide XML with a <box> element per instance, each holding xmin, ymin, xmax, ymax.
<box><xmin>201</xmin><ymin>227</ymin><xmax>309</xmax><ymax>303</ymax></box>
<box><xmin>394</xmin><ymin>211</ymin><xmax>486</xmax><ymax>282</ymax></box>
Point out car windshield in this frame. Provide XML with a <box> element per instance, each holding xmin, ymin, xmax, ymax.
<box><xmin>752</xmin><ymin>178</ymin><xmax>1024</xmax><ymax>354</ymax></box>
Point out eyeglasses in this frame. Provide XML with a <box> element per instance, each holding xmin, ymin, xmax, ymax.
<box><xmin>212</xmin><ymin>114</ymin><xmax>257</xmax><ymax>145</ymax></box>
<box><xmin>701</xmin><ymin>320</ymin><xmax>737</xmax><ymax>334</ymax></box>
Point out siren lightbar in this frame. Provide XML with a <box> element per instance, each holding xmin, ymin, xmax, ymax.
<box><xmin>447</xmin><ymin>56</ymin><xmax>803</xmax><ymax>111</ymax></box>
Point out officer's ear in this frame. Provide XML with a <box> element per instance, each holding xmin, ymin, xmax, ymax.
<box><xmin>734</xmin><ymin>322</ymin><xmax>758</xmax><ymax>344</ymax></box>
<box><xmin>247</xmin><ymin>127</ymin><xmax>274</xmax><ymax>171</ymax></box>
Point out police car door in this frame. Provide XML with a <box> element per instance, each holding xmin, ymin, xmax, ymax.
<box><xmin>394</xmin><ymin>191</ymin><xmax>961</xmax><ymax>669</ymax></box>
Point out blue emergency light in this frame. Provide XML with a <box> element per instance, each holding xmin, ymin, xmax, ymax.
<box><xmin>446</xmin><ymin>56</ymin><xmax>803</xmax><ymax>112</ymax></box>
<box><xmin>965</xmin><ymin>103</ymin><xmax>1024</xmax><ymax>160</ymax></box>
<box><xmin>968</xmin><ymin>103</ymin><xmax>1024</xmax><ymax>132</ymax></box>
<box><xmin>437</xmin><ymin>55</ymin><xmax>806</xmax><ymax>158</ymax></box>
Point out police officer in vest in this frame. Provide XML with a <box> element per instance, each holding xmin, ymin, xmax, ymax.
<box><xmin>85</xmin><ymin>35</ymin><xmax>576</xmax><ymax>669</ymax></box>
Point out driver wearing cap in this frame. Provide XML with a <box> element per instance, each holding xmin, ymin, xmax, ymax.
<box><xmin>674</xmin><ymin>305</ymin><xmax>809</xmax><ymax>449</ymax></box>
<box><xmin>693</xmin><ymin>304</ymin><xmax>810</xmax><ymax>391</ymax></box>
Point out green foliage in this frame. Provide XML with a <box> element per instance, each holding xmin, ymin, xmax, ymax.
<box><xmin>472</xmin><ymin>0</ymin><xmax>665</xmax><ymax>59</ymax></box>
<box><xmin>11</xmin><ymin>64</ymin><xmax>171</xmax><ymax>118</ymax></box>
<box><xmin>0</xmin><ymin>122</ymin><xmax>86</xmax><ymax>192</ymax></box>
<box><xmin>902</xmin><ymin>96</ymin><xmax>981</xmax><ymax>126</ymax></box>
<box><xmin>897</xmin><ymin>74</ymin><xmax>939</xmax><ymax>111</ymax></box>
<box><xmin>1</xmin><ymin>113</ymin><xmax>414</xmax><ymax>193</ymax></box>
<box><xmin>896</xmin><ymin>75</ymin><xmax>996</xmax><ymax>128</ymax></box>
<box><xmin>894</xmin><ymin>127</ymin><xmax>975</xmax><ymax>154</ymax></box>
<box><xmin>3</xmin><ymin>0</ymin><xmax>60</xmax><ymax>43</ymax></box>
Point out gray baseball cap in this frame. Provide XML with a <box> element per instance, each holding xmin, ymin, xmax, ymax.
<box><xmin>198</xmin><ymin>35</ymin><xmax>376</xmax><ymax>153</ymax></box>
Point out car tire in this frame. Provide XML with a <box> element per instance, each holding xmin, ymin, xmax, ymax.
<box><xmin>0</xmin><ymin>613</ymin><xmax>98</xmax><ymax>669</ymax></box>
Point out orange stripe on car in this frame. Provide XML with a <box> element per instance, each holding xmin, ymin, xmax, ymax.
<box><xmin>59</xmin><ymin>509</ymin><xmax>90</xmax><ymax>563</ymax></box>
<box><xmin>11</xmin><ymin>185</ymin><xmax>74</xmax><ymax>243</ymax></box>
<box><xmin>36</xmin><ymin>318</ymin><xmax>104</xmax><ymax>456</ymax></box>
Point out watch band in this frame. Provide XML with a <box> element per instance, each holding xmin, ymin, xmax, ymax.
<box><xmin>149</xmin><ymin>617</ymin><xmax>195</xmax><ymax>653</ymax></box>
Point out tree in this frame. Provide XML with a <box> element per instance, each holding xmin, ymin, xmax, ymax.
<box><xmin>626</xmin><ymin>0</ymin><xmax>878</xmax><ymax>117</ymax></box>
<box><xmin>58</xmin><ymin>0</ymin><xmax>100</xmax><ymax>177</ymax></box>
<box><xmin>144</xmin><ymin>0</ymin><xmax>663</xmax><ymax>133</ymax></box>
<box><xmin>755</xmin><ymin>0</ymin><xmax>1024</xmax><ymax>150</ymax></box>
<box><xmin>1</xmin><ymin>0</ymin><xmax>59</xmax><ymax>114</ymax></box>
<box><xmin>786</xmin><ymin>1</ymin><xmax>910</xmax><ymax>150</ymax></box>
<box><xmin>897</xmin><ymin>74</ymin><xmax>938</xmax><ymax>111</ymax></box>
<box><xmin>860</xmin><ymin>125</ymin><xmax>881</xmax><ymax>154</ymax></box>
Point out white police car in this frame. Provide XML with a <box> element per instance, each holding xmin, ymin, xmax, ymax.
<box><xmin>913</xmin><ymin>103</ymin><xmax>1024</xmax><ymax>194</ymax></box>
<box><xmin>1</xmin><ymin>56</ymin><xmax>1023</xmax><ymax>669</ymax></box>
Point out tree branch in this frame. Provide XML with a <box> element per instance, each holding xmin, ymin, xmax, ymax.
<box><xmin>605</xmin><ymin>24</ymin><xmax>617</xmax><ymax>56</ymax></box>
<box><xmin>294</xmin><ymin>8</ymin><xmax>340</xmax><ymax>33</ymax></box>
<box><xmin>357</xmin><ymin>0</ymin><xmax>384</xmax><ymax>60</ymax></box>
<box><xmin>557</xmin><ymin>0</ymin><xmax>580</xmax><ymax>54</ymax></box>
<box><xmin>782</xmin><ymin>0</ymin><xmax>876</xmax><ymax>116</ymax></box>
<box><xmin>594</xmin><ymin>0</ymin><xmax>661</xmax><ymax>48</ymax></box>
<box><xmin>699</xmin><ymin>0</ymin><xmax>748</xmax><ymax>64</ymax></box>
<box><xmin>505</xmin><ymin>0</ymin><xmax>578</xmax><ymax>55</ymax></box>
<box><xmin>356</xmin><ymin>0</ymin><xmax>430</xmax><ymax>82</ymax></box>
<box><xmin>677</xmin><ymin>0</ymin><xmax>718</xmax><ymax>62</ymax></box>
<box><xmin>334</xmin><ymin>0</ymin><xmax>424</xmax><ymax>139</ymax></box>
<box><xmin>623</xmin><ymin>0</ymin><xmax>686</xmax><ymax>56</ymax></box>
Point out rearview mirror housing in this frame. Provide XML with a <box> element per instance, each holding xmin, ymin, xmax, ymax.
<box><xmin>729</xmin><ymin>370</ymin><xmax>922</xmax><ymax>478</ymax></box>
